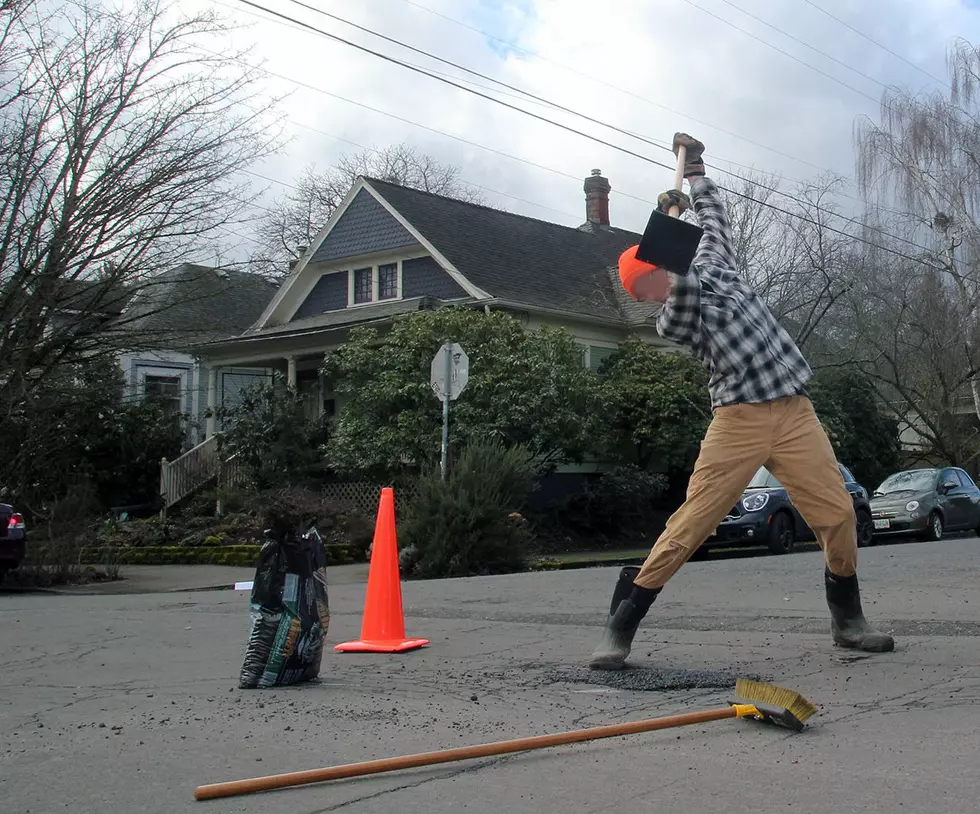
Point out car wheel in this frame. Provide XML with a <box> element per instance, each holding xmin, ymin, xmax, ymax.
<box><xmin>856</xmin><ymin>509</ymin><xmax>875</xmax><ymax>548</ymax></box>
<box><xmin>922</xmin><ymin>511</ymin><xmax>944</xmax><ymax>542</ymax></box>
<box><xmin>766</xmin><ymin>512</ymin><xmax>795</xmax><ymax>555</ymax></box>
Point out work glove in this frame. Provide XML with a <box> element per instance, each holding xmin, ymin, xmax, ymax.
<box><xmin>672</xmin><ymin>132</ymin><xmax>706</xmax><ymax>178</ymax></box>
<box><xmin>657</xmin><ymin>188</ymin><xmax>692</xmax><ymax>215</ymax></box>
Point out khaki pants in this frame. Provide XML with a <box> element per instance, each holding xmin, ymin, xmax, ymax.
<box><xmin>635</xmin><ymin>396</ymin><xmax>858</xmax><ymax>590</ymax></box>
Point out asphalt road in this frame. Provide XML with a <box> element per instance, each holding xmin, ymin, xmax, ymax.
<box><xmin>2</xmin><ymin>535</ymin><xmax>979</xmax><ymax>814</ymax></box>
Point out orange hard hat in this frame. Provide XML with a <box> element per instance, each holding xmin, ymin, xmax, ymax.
<box><xmin>618</xmin><ymin>244</ymin><xmax>668</xmax><ymax>300</ymax></box>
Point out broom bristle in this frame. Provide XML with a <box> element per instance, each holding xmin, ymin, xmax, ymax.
<box><xmin>735</xmin><ymin>678</ymin><xmax>817</xmax><ymax>723</ymax></box>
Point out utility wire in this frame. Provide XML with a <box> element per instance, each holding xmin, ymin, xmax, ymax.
<box><xmin>276</xmin><ymin>123</ymin><xmax>584</xmax><ymax>221</ymax></box>
<box><xmin>676</xmin><ymin>0</ymin><xmax>882</xmax><ymax>106</ymax></box>
<box><xmin>193</xmin><ymin>39</ymin><xmax>657</xmax><ymax>211</ymax></box>
<box><xmin>396</xmin><ymin>0</ymin><xmax>833</xmax><ymax>175</ymax></box>
<box><xmin>800</xmin><ymin>0</ymin><xmax>951</xmax><ymax>88</ymax></box>
<box><xmin>273</xmin><ymin>0</ymin><xmax>926</xmax><ymax>236</ymax></box>
<box><xmin>221</xmin><ymin>0</ymin><xmax>806</xmax><ymax>196</ymax></box>
<box><xmin>712</xmin><ymin>0</ymin><xmax>890</xmax><ymax>89</ymax></box>
<box><xmin>390</xmin><ymin>0</ymin><xmax>924</xmax><ymax>221</ymax></box>
<box><xmin>238</xmin><ymin>0</ymin><xmax>938</xmax><ymax>260</ymax></box>
<box><xmin>288</xmin><ymin>0</ymin><xmax>844</xmax><ymax>190</ymax></box>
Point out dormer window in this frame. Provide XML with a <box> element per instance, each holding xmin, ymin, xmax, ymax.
<box><xmin>347</xmin><ymin>261</ymin><xmax>403</xmax><ymax>306</ymax></box>
<box><xmin>353</xmin><ymin>268</ymin><xmax>372</xmax><ymax>304</ymax></box>
<box><xmin>379</xmin><ymin>263</ymin><xmax>398</xmax><ymax>300</ymax></box>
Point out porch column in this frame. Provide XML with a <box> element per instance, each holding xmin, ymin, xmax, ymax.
<box><xmin>286</xmin><ymin>356</ymin><xmax>297</xmax><ymax>390</ymax></box>
<box><xmin>206</xmin><ymin>365</ymin><xmax>218</xmax><ymax>438</ymax></box>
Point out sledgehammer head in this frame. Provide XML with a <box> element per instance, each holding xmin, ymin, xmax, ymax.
<box><xmin>730</xmin><ymin>678</ymin><xmax>818</xmax><ymax>732</ymax></box>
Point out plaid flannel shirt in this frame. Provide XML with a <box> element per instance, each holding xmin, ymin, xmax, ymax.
<box><xmin>656</xmin><ymin>176</ymin><xmax>812</xmax><ymax>409</ymax></box>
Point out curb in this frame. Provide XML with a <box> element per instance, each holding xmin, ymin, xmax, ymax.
<box><xmin>531</xmin><ymin>556</ymin><xmax>647</xmax><ymax>571</ymax></box>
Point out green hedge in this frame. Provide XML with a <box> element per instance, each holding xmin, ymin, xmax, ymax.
<box><xmin>34</xmin><ymin>543</ymin><xmax>360</xmax><ymax>568</ymax></box>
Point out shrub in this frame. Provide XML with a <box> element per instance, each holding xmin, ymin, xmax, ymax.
<box><xmin>543</xmin><ymin>465</ymin><xmax>669</xmax><ymax>546</ymax></box>
<box><xmin>399</xmin><ymin>440</ymin><xmax>537</xmax><ymax>578</ymax></box>
<box><xmin>210</xmin><ymin>377</ymin><xmax>331</xmax><ymax>490</ymax></box>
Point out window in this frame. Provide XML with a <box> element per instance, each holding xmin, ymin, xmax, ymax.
<box><xmin>956</xmin><ymin>470</ymin><xmax>976</xmax><ymax>490</ymax></box>
<box><xmin>348</xmin><ymin>261</ymin><xmax>402</xmax><ymax>306</ymax></box>
<box><xmin>378</xmin><ymin>263</ymin><xmax>398</xmax><ymax>300</ymax></box>
<box><xmin>589</xmin><ymin>345</ymin><xmax>618</xmax><ymax>371</ymax></box>
<box><xmin>839</xmin><ymin>464</ymin><xmax>856</xmax><ymax>484</ymax></box>
<box><xmin>353</xmin><ymin>268</ymin><xmax>373</xmax><ymax>304</ymax></box>
<box><xmin>144</xmin><ymin>375</ymin><xmax>181</xmax><ymax>418</ymax></box>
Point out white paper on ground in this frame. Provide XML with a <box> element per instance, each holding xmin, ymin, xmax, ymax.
<box><xmin>234</xmin><ymin>581</ymin><xmax>254</xmax><ymax>591</ymax></box>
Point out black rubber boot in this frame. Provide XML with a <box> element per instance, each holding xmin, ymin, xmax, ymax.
<box><xmin>825</xmin><ymin>568</ymin><xmax>894</xmax><ymax>652</ymax></box>
<box><xmin>589</xmin><ymin>566</ymin><xmax>661</xmax><ymax>670</ymax></box>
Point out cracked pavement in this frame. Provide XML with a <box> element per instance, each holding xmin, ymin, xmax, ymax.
<box><xmin>2</xmin><ymin>536</ymin><xmax>979</xmax><ymax>813</ymax></box>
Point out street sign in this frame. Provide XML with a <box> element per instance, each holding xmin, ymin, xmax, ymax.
<box><xmin>430</xmin><ymin>342</ymin><xmax>469</xmax><ymax>401</ymax></box>
<box><xmin>430</xmin><ymin>341</ymin><xmax>469</xmax><ymax>480</ymax></box>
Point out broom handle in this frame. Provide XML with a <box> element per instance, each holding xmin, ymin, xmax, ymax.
<box><xmin>668</xmin><ymin>143</ymin><xmax>687</xmax><ymax>218</ymax></box>
<box><xmin>194</xmin><ymin>705</ymin><xmax>737</xmax><ymax>801</ymax></box>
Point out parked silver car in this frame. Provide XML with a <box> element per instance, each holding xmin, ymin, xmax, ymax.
<box><xmin>870</xmin><ymin>466</ymin><xmax>980</xmax><ymax>541</ymax></box>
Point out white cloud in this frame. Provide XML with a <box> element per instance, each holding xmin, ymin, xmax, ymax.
<box><xmin>181</xmin><ymin>0</ymin><xmax>980</xmax><ymax>261</ymax></box>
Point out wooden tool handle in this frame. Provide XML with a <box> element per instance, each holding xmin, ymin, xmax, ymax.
<box><xmin>194</xmin><ymin>705</ymin><xmax>736</xmax><ymax>801</ymax></box>
<box><xmin>668</xmin><ymin>143</ymin><xmax>687</xmax><ymax>218</ymax></box>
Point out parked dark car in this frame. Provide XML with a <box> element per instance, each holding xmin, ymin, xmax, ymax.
<box><xmin>0</xmin><ymin>502</ymin><xmax>26</xmax><ymax>582</ymax></box>
<box><xmin>704</xmin><ymin>463</ymin><xmax>873</xmax><ymax>555</ymax></box>
<box><xmin>870</xmin><ymin>466</ymin><xmax>980</xmax><ymax>541</ymax></box>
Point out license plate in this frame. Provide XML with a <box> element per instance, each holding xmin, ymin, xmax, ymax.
<box><xmin>873</xmin><ymin>519</ymin><xmax>890</xmax><ymax>530</ymax></box>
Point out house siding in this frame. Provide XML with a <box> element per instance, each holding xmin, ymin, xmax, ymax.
<box><xmin>310</xmin><ymin>189</ymin><xmax>418</xmax><ymax>264</ymax></box>
<box><xmin>292</xmin><ymin>272</ymin><xmax>348</xmax><ymax>320</ymax></box>
<box><xmin>401</xmin><ymin>256</ymin><xmax>468</xmax><ymax>300</ymax></box>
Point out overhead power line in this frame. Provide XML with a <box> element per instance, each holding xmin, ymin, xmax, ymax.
<box><xmin>711</xmin><ymin>0</ymin><xmax>890</xmax><ymax>90</ymax></box>
<box><xmin>287</xmin><ymin>0</ymin><xmax>872</xmax><ymax>200</ymax></box>
<box><xmin>236</xmin><ymin>0</ymin><xmax>938</xmax><ymax>261</ymax></box>
<box><xmin>676</xmin><ymin>0</ymin><xmax>882</xmax><ymax>106</ymax></box>
<box><xmin>395</xmin><ymin>0</ymin><xmax>836</xmax><ymax>176</ymax></box>
<box><xmin>391</xmin><ymin>0</ymin><xmax>921</xmax><ymax>219</ymax></box>
<box><xmin>800</xmin><ymin>0</ymin><xmax>951</xmax><ymax>88</ymax></box>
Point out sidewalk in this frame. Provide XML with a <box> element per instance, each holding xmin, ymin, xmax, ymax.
<box><xmin>45</xmin><ymin>562</ymin><xmax>371</xmax><ymax>595</ymax></box>
<box><xmin>31</xmin><ymin>550</ymin><xmax>651</xmax><ymax>596</ymax></box>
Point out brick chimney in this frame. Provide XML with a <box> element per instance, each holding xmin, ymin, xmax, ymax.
<box><xmin>584</xmin><ymin>168</ymin><xmax>611</xmax><ymax>226</ymax></box>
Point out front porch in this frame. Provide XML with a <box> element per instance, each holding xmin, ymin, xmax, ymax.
<box><xmin>196</xmin><ymin>322</ymin><xmax>361</xmax><ymax>440</ymax></box>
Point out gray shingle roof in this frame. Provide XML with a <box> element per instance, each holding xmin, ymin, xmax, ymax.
<box><xmin>121</xmin><ymin>264</ymin><xmax>279</xmax><ymax>349</ymax></box>
<box><xmin>365</xmin><ymin>178</ymin><xmax>647</xmax><ymax>323</ymax></box>
<box><xmin>242</xmin><ymin>295</ymin><xmax>457</xmax><ymax>339</ymax></box>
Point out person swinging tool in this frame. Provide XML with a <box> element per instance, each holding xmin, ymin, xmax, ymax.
<box><xmin>590</xmin><ymin>133</ymin><xmax>894</xmax><ymax>670</ymax></box>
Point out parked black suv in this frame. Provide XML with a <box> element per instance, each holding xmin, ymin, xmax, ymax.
<box><xmin>703</xmin><ymin>463</ymin><xmax>873</xmax><ymax>555</ymax></box>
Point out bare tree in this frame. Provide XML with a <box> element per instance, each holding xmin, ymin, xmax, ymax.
<box><xmin>252</xmin><ymin>143</ymin><xmax>485</xmax><ymax>275</ymax></box>
<box><xmin>839</xmin><ymin>240</ymin><xmax>980</xmax><ymax>467</ymax></box>
<box><xmin>720</xmin><ymin>172</ymin><xmax>861</xmax><ymax>357</ymax></box>
<box><xmin>855</xmin><ymin>37</ymin><xmax>980</xmax><ymax>433</ymax></box>
<box><xmin>0</xmin><ymin>0</ymin><xmax>282</xmax><ymax>419</ymax></box>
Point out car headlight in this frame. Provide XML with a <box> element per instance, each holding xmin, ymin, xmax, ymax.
<box><xmin>742</xmin><ymin>493</ymin><xmax>770</xmax><ymax>513</ymax></box>
<box><xmin>906</xmin><ymin>500</ymin><xmax>919</xmax><ymax>513</ymax></box>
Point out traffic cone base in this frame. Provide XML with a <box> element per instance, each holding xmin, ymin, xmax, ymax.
<box><xmin>335</xmin><ymin>487</ymin><xmax>428</xmax><ymax>655</ymax></box>
<box><xmin>334</xmin><ymin>637</ymin><xmax>429</xmax><ymax>654</ymax></box>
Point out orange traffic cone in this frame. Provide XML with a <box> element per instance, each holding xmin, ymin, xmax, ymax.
<box><xmin>335</xmin><ymin>487</ymin><xmax>429</xmax><ymax>654</ymax></box>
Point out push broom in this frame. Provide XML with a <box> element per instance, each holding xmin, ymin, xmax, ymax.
<box><xmin>193</xmin><ymin>678</ymin><xmax>816</xmax><ymax>801</ymax></box>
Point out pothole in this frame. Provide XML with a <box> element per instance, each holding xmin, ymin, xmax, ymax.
<box><xmin>545</xmin><ymin>666</ymin><xmax>765</xmax><ymax>692</ymax></box>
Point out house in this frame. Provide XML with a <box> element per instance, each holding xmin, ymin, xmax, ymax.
<box><xmin>118</xmin><ymin>263</ymin><xmax>279</xmax><ymax>444</ymax></box>
<box><xmin>195</xmin><ymin>168</ymin><xmax>670</xmax><ymax>438</ymax></box>
<box><xmin>156</xmin><ymin>168</ymin><xmax>682</xmax><ymax>512</ymax></box>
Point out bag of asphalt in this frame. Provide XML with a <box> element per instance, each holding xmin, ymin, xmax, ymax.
<box><xmin>238</xmin><ymin>527</ymin><xmax>330</xmax><ymax>689</ymax></box>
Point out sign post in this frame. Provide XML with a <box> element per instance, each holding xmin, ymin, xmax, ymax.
<box><xmin>430</xmin><ymin>342</ymin><xmax>469</xmax><ymax>480</ymax></box>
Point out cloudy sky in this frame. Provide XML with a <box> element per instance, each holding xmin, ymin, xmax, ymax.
<box><xmin>180</xmin><ymin>0</ymin><xmax>980</xmax><ymax>261</ymax></box>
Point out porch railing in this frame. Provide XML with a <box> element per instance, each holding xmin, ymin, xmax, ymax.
<box><xmin>159</xmin><ymin>435</ymin><xmax>219</xmax><ymax>514</ymax></box>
